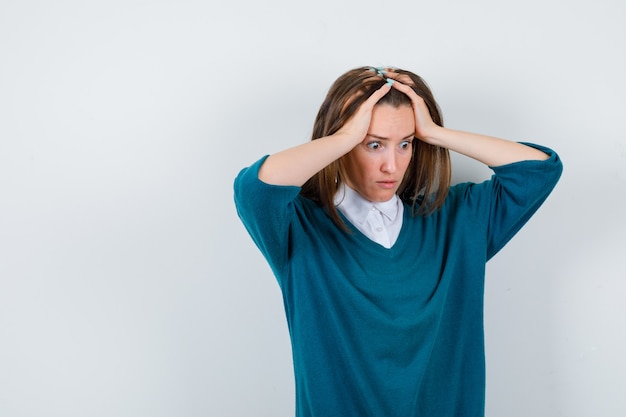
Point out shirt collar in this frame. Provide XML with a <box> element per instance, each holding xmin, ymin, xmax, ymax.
<box><xmin>334</xmin><ymin>183</ymin><xmax>400</xmax><ymax>224</ymax></box>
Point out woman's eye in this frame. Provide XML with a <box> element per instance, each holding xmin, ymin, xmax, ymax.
<box><xmin>399</xmin><ymin>140</ymin><xmax>412</xmax><ymax>150</ymax></box>
<box><xmin>367</xmin><ymin>141</ymin><xmax>382</xmax><ymax>150</ymax></box>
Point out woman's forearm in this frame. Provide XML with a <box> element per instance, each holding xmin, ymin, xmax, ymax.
<box><xmin>387</xmin><ymin>77</ymin><xmax>549</xmax><ymax>167</ymax></box>
<box><xmin>424</xmin><ymin>126</ymin><xmax>550</xmax><ymax>167</ymax></box>
<box><xmin>257</xmin><ymin>132</ymin><xmax>356</xmax><ymax>186</ymax></box>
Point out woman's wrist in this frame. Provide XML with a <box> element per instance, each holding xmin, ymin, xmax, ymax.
<box><xmin>418</xmin><ymin>125</ymin><xmax>448</xmax><ymax>146</ymax></box>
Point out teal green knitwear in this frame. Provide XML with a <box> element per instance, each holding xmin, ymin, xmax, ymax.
<box><xmin>234</xmin><ymin>144</ymin><xmax>562</xmax><ymax>417</ymax></box>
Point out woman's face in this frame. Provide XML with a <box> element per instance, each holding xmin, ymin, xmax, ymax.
<box><xmin>341</xmin><ymin>104</ymin><xmax>415</xmax><ymax>202</ymax></box>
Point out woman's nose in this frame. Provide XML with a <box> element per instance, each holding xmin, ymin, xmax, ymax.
<box><xmin>382</xmin><ymin>151</ymin><xmax>397</xmax><ymax>173</ymax></box>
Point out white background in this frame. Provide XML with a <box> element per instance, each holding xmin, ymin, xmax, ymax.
<box><xmin>1</xmin><ymin>0</ymin><xmax>625</xmax><ymax>416</ymax></box>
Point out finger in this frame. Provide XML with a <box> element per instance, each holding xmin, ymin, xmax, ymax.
<box><xmin>384</xmin><ymin>72</ymin><xmax>413</xmax><ymax>85</ymax></box>
<box><xmin>390</xmin><ymin>78</ymin><xmax>419</xmax><ymax>98</ymax></box>
<box><xmin>363</xmin><ymin>80</ymin><xmax>393</xmax><ymax>105</ymax></box>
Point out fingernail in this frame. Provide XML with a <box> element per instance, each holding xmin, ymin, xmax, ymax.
<box><xmin>386</xmin><ymin>78</ymin><xmax>394</xmax><ymax>86</ymax></box>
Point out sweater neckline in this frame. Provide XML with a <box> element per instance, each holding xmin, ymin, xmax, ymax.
<box><xmin>338</xmin><ymin>203</ymin><xmax>414</xmax><ymax>254</ymax></box>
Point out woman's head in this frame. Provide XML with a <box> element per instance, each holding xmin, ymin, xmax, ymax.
<box><xmin>300</xmin><ymin>66</ymin><xmax>451</xmax><ymax>227</ymax></box>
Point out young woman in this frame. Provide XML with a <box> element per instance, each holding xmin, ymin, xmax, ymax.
<box><xmin>234</xmin><ymin>66</ymin><xmax>562</xmax><ymax>417</ymax></box>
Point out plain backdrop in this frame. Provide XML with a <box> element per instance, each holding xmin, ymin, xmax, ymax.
<box><xmin>1</xmin><ymin>0</ymin><xmax>625</xmax><ymax>416</ymax></box>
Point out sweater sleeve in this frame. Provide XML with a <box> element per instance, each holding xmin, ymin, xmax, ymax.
<box><xmin>461</xmin><ymin>143</ymin><xmax>563</xmax><ymax>261</ymax></box>
<box><xmin>233</xmin><ymin>155</ymin><xmax>302</xmax><ymax>280</ymax></box>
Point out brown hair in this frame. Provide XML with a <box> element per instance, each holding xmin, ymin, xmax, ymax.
<box><xmin>300</xmin><ymin>66</ymin><xmax>451</xmax><ymax>228</ymax></box>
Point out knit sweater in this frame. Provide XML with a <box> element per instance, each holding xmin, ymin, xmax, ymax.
<box><xmin>233</xmin><ymin>144</ymin><xmax>562</xmax><ymax>417</ymax></box>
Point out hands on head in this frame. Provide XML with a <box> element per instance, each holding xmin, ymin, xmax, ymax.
<box><xmin>335</xmin><ymin>68</ymin><xmax>441</xmax><ymax>147</ymax></box>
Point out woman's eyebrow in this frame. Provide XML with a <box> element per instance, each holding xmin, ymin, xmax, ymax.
<box><xmin>367</xmin><ymin>133</ymin><xmax>415</xmax><ymax>140</ymax></box>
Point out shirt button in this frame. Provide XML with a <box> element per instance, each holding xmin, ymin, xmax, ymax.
<box><xmin>376</xmin><ymin>227</ymin><xmax>383</xmax><ymax>232</ymax></box>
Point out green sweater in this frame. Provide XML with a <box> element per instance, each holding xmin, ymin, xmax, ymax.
<box><xmin>234</xmin><ymin>144</ymin><xmax>562</xmax><ymax>417</ymax></box>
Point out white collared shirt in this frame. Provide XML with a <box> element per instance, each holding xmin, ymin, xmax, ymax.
<box><xmin>334</xmin><ymin>184</ymin><xmax>404</xmax><ymax>248</ymax></box>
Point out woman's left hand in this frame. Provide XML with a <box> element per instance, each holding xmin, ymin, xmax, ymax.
<box><xmin>385</xmin><ymin>72</ymin><xmax>441</xmax><ymax>143</ymax></box>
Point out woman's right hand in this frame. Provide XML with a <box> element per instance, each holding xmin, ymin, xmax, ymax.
<box><xmin>333</xmin><ymin>81</ymin><xmax>393</xmax><ymax>145</ymax></box>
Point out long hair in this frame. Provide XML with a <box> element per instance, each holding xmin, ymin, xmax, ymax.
<box><xmin>300</xmin><ymin>66</ymin><xmax>451</xmax><ymax>229</ymax></box>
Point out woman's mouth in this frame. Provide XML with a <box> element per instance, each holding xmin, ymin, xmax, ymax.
<box><xmin>377</xmin><ymin>180</ymin><xmax>397</xmax><ymax>189</ymax></box>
